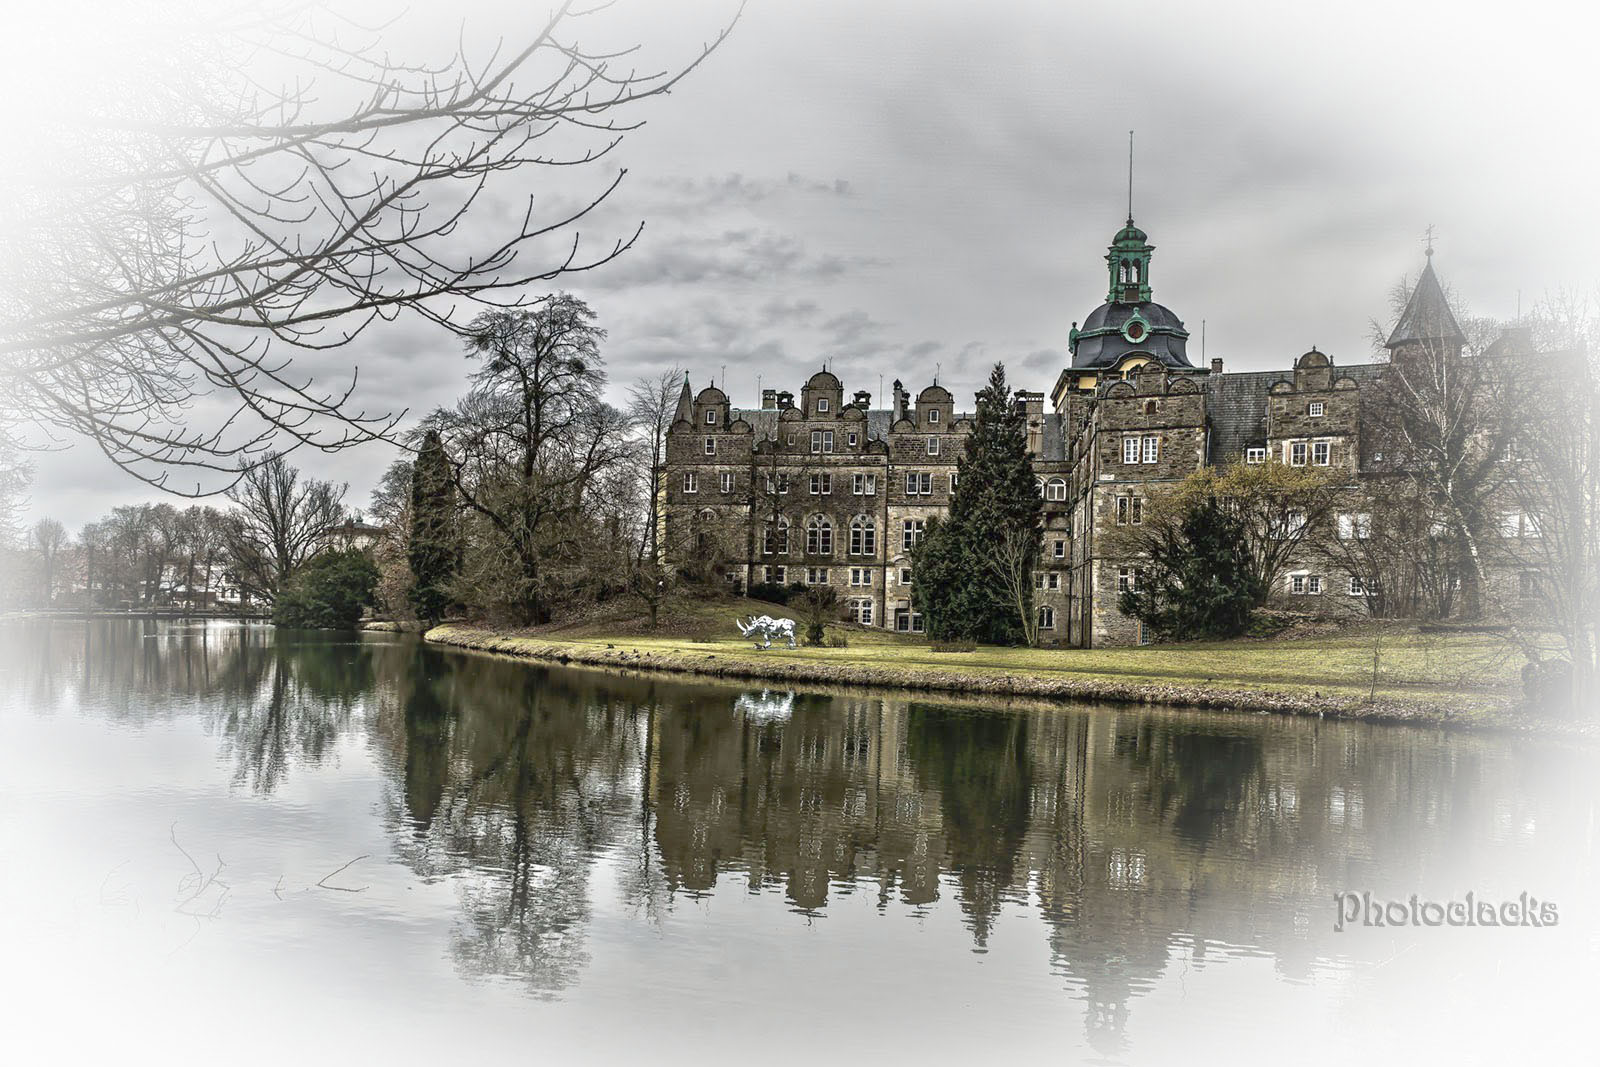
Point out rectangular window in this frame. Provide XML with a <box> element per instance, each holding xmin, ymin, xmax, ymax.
<box><xmin>1308</xmin><ymin>402</ymin><xmax>1325</xmax><ymax>417</ymax></box>
<box><xmin>848</xmin><ymin>432</ymin><xmax>858</xmax><ymax>447</ymax></box>
<box><xmin>1116</xmin><ymin>497</ymin><xmax>1142</xmax><ymax>526</ymax></box>
<box><xmin>817</xmin><ymin>398</ymin><xmax>830</xmax><ymax>413</ymax></box>
<box><xmin>902</xmin><ymin>519</ymin><xmax>925</xmax><ymax>551</ymax></box>
<box><xmin>950</xmin><ymin>472</ymin><xmax>959</xmax><ymax>492</ymax></box>
<box><xmin>1048</xmin><ymin>573</ymin><xmax>1060</xmax><ymax>590</ymax></box>
<box><xmin>706</xmin><ymin>410</ymin><xmax>717</xmax><ymax>425</ymax></box>
<box><xmin>1290</xmin><ymin>574</ymin><xmax>1306</xmax><ymax>594</ymax></box>
<box><xmin>849</xmin><ymin>567</ymin><xmax>870</xmax><ymax>587</ymax></box>
<box><xmin>904</xmin><ymin>472</ymin><xmax>933</xmax><ymax>495</ymax></box>
<box><xmin>1034</xmin><ymin>572</ymin><xmax>1045</xmax><ymax>590</ymax></box>
<box><xmin>1290</xmin><ymin>441</ymin><xmax>1308</xmax><ymax>466</ymax></box>
<box><xmin>899</xmin><ymin>567</ymin><xmax>913</xmax><ymax>585</ymax></box>
<box><xmin>1053</xmin><ymin>540</ymin><xmax>1065</xmax><ymax>559</ymax></box>
<box><xmin>683</xmin><ymin>472</ymin><xmax>698</xmax><ymax>494</ymax></box>
<box><xmin>929</xmin><ymin>409</ymin><xmax>940</xmax><ymax>424</ymax></box>
<box><xmin>1336</xmin><ymin>512</ymin><xmax>1371</xmax><ymax>540</ymax></box>
<box><xmin>1348</xmin><ymin>576</ymin><xmax>1366</xmax><ymax>596</ymax></box>
<box><xmin>806</xmin><ymin>567</ymin><xmax>829</xmax><ymax>585</ymax></box>
<box><xmin>1038</xmin><ymin>606</ymin><xmax>1055</xmax><ymax>630</ymax></box>
<box><xmin>719</xmin><ymin>472</ymin><xmax>734</xmax><ymax>494</ymax></box>
<box><xmin>1142</xmin><ymin>436</ymin><xmax>1160</xmax><ymax>463</ymax></box>
<box><xmin>809</xmin><ymin>473</ymin><xmax>832</xmax><ymax>495</ymax></box>
<box><xmin>1313</xmin><ymin>440</ymin><xmax>1331</xmax><ymax>466</ymax></box>
<box><xmin>894</xmin><ymin>608</ymin><xmax>925</xmax><ymax>633</ymax></box>
<box><xmin>1500</xmin><ymin>511</ymin><xmax>1521</xmax><ymax>537</ymax></box>
<box><xmin>1307</xmin><ymin>575</ymin><xmax>1322</xmax><ymax>594</ymax></box>
<box><xmin>1117</xmin><ymin>567</ymin><xmax>1135</xmax><ymax>593</ymax></box>
<box><xmin>786</xmin><ymin>433</ymin><xmax>796</xmax><ymax>446</ymax></box>
<box><xmin>1519</xmin><ymin>572</ymin><xmax>1537</xmax><ymax>598</ymax></box>
<box><xmin>1246</xmin><ymin>447</ymin><xmax>1267</xmax><ymax>464</ymax></box>
<box><xmin>1123</xmin><ymin>437</ymin><xmax>1140</xmax><ymax>465</ymax></box>
<box><xmin>704</xmin><ymin>436</ymin><xmax>716</xmax><ymax>455</ymax></box>
<box><xmin>849</xmin><ymin>598</ymin><xmax>874</xmax><ymax>625</ymax></box>
<box><xmin>764</xmin><ymin>566</ymin><xmax>786</xmax><ymax>585</ymax></box>
<box><xmin>927</xmin><ymin>437</ymin><xmax>940</xmax><ymax>456</ymax></box>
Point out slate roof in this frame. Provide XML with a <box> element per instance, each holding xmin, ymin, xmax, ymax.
<box><xmin>1386</xmin><ymin>259</ymin><xmax>1465</xmax><ymax>349</ymax></box>
<box><xmin>1204</xmin><ymin>363</ymin><xmax>1386</xmax><ymax>464</ymax></box>
<box><xmin>728</xmin><ymin>408</ymin><xmax>970</xmax><ymax>442</ymax></box>
<box><xmin>1071</xmin><ymin>300</ymin><xmax>1193</xmax><ymax>369</ymax></box>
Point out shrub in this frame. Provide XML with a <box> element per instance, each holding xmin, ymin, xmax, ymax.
<box><xmin>747</xmin><ymin>582</ymin><xmax>793</xmax><ymax>606</ymax></box>
<box><xmin>273</xmin><ymin>548</ymin><xmax>379</xmax><ymax>630</ymax></box>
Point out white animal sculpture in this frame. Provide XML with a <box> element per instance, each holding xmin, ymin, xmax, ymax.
<box><xmin>735</xmin><ymin>614</ymin><xmax>798</xmax><ymax>650</ymax></box>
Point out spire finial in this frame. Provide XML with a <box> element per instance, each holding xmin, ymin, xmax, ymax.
<box><xmin>1127</xmin><ymin>130</ymin><xmax>1135</xmax><ymax>222</ymax></box>
<box><xmin>1424</xmin><ymin>223</ymin><xmax>1436</xmax><ymax>258</ymax></box>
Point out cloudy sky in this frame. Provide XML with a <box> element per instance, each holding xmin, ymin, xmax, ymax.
<box><xmin>17</xmin><ymin>0</ymin><xmax>1600</xmax><ymax>529</ymax></box>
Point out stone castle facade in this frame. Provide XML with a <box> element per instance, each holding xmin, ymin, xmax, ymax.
<box><xmin>662</xmin><ymin>216</ymin><xmax>1560</xmax><ymax>646</ymax></box>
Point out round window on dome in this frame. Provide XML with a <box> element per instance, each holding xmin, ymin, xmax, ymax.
<box><xmin>1125</xmin><ymin>321</ymin><xmax>1145</xmax><ymax>341</ymax></box>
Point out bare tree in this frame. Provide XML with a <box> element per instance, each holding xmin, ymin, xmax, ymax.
<box><xmin>430</xmin><ymin>295</ymin><xmax>629</xmax><ymax>624</ymax></box>
<box><xmin>28</xmin><ymin>518</ymin><xmax>67</xmax><ymax>608</ymax></box>
<box><xmin>986</xmin><ymin>525</ymin><xmax>1040</xmax><ymax>647</ymax></box>
<box><xmin>0</xmin><ymin>2</ymin><xmax>738</xmax><ymax>493</ymax></box>
<box><xmin>0</xmin><ymin>448</ymin><xmax>30</xmax><ymax>547</ymax></box>
<box><xmin>1364</xmin><ymin>274</ymin><xmax>1523</xmax><ymax>618</ymax></box>
<box><xmin>625</xmin><ymin>367</ymin><xmax>684</xmax><ymax>625</ymax></box>
<box><xmin>1496</xmin><ymin>295</ymin><xmax>1599</xmax><ymax>710</ymax></box>
<box><xmin>223</xmin><ymin>451</ymin><xmax>347</xmax><ymax>602</ymax></box>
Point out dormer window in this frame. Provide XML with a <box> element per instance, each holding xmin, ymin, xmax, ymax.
<box><xmin>928</xmin><ymin>409</ymin><xmax>940</xmax><ymax>424</ymax></box>
<box><xmin>706</xmin><ymin>410</ymin><xmax>717</xmax><ymax>425</ymax></box>
<box><xmin>817</xmin><ymin>398</ymin><xmax>830</xmax><ymax>413</ymax></box>
<box><xmin>1308</xmin><ymin>402</ymin><xmax>1325</xmax><ymax>418</ymax></box>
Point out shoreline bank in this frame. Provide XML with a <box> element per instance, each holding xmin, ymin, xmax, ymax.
<box><xmin>422</xmin><ymin>624</ymin><xmax>1586</xmax><ymax>738</ymax></box>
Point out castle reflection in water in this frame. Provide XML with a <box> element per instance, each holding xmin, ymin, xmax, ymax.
<box><xmin>9</xmin><ymin>618</ymin><xmax>1586</xmax><ymax>1056</ymax></box>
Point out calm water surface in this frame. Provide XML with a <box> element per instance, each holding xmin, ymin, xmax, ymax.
<box><xmin>1</xmin><ymin>618</ymin><xmax>1595</xmax><ymax>1065</ymax></box>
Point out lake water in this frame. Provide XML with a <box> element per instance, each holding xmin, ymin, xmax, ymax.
<box><xmin>1</xmin><ymin>618</ymin><xmax>1595</xmax><ymax>1066</ymax></box>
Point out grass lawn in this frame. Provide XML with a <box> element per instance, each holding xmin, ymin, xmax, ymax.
<box><xmin>438</xmin><ymin>595</ymin><xmax>1536</xmax><ymax>714</ymax></box>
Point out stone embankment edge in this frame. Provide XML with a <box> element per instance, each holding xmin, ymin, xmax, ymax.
<box><xmin>422</xmin><ymin>625</ymin><xmax>1587</xmax><ymax>738</ymax></box>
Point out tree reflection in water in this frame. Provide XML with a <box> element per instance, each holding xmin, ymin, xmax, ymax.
<box><xmin>6</xmin><ymin>619</ymin><xmax>1593</xmax><ymax>1048</ymax></box>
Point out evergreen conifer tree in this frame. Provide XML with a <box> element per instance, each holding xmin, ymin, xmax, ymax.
<box><xmin>913</xmin><ymin>363</ymin><xmax>1043</xmax><ymax>643</ymax></box>
<box><xmin>1118</xmin><ymin>494</ymin><xmax>1256</xmax><ymax>640</ymax></box>
<box><xmin>408</xmin><ymin>429</ymin><xmax>458</xmax><ymax>627</ymax></box>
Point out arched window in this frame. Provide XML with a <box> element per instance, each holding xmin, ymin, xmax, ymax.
<box><xmin>764</xmin><ymin>517</ymin><xmax>790</xmax><ymax>556</ymax></box>
<box><xmin>1036</xmin><ymin>478</ymin><xmax>1047</xmax><ymax>498</ymax></box>
<box><xmin>1037</xmin><ymin>606</ymin><xmax>1055</xmax><ymax>631</ymax></box>
<box><xmin>1130</xmin><ymin>261</ymin><xmax>1141</xmax><ymax>283</ymax></box>
<box><xmin>1046</xmin><ymin>478</ymin><xmax>1067</xmax><ymax>502</ymax></box>
<box><xmin>849</xmin><ymin>516</ymin><xmax>876</xmax><ymax>556</ymax></box>
<box><xmin>806</xmin><ymin>516</ymin><xmax>833</xmax><ymax>556</ymax></box>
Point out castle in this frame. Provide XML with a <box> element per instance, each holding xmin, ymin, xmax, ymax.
<box><xmin>662</xmin><ymin>215</ymin><xmax>1557</xmax><ymax>646</ymax></box>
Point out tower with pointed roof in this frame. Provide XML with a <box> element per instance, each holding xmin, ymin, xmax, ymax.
<box><xmin>1384</xmin><ymin>251</ymin><xmax>1466</xmax><ymax>358</ymax></box>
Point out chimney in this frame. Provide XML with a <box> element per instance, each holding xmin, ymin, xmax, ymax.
<box><xmin>1210</xmin><ymin>357</ymin><xmax>1224</xmax><ymax>375</ymax></box>
<box><xmin>1014</xmin><ymin>391</ymin><xmax>1045</xmax><ymax>454</ymax></box>
<box><xmin>762</xmin><ymin>388</ymin><xmax>777</xmax><ymax>409</ymax></box>
<box><xmin>776</xmin><ymin>390</ymin><xmax>795</xmax><ymax>409</ymax></box>
<box><xmin>853</xmin><ymin>389</ymin><xmax>872</xmax><ymax>409</ymax></box>
<box><xmin>891</xmin><ymin>379</ymin><xmax>906</xmax><ymax>423</ymax></box>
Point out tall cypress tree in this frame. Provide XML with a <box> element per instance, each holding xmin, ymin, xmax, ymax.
<box><xmin>914</xmin><ymin>363</ymin><xmax>1043</xmax><ymax>644</ymax></box>
<box><xmin>408</xmin><ymin>429</ymin><xmax>458</xmax><ymax>627</ymax></box>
